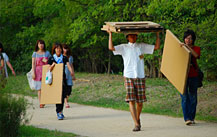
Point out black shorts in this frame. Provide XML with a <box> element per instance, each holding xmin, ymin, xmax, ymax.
<box><xmin>65</xmin><ymin>85</ymin><xmax>72</xmax><ymax>96</ymax></box>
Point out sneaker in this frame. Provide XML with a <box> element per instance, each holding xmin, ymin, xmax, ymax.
<box><xmin>57</xmin><ymin>113</ymin><xmax>64</xmax><ymax>120</ymax></box>
<box><xmin>61</xmin><ymin>113</ymin><xmax>65</xmax><ymax>118</ymax></box>
<box><xmin>185</xmin><ymin>120</ymin><xmax>192</xmax><ymax>125</ymax></box>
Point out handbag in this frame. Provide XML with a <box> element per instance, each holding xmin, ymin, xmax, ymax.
<box><xmin>197</xmin><ymin>68</ymin><xmax>204</xmax><ymax>88</ymax></box>
<box><xmin>27</xmin><ymin>52</ymin><xmax>37</xmax><ymax>90</ymax></box>
<box><xmin>26</xmin><ymin>69</ymin><xmax>37</xmax><ymax>90</ymax></box>
<box><xmin>45</xmin><ymin>70</ymin><xmax>52</xmax><ymax>85</ymax></box>
<box><xmin>191</xmin><ymin>58</ymin><xmax>204</xmax><ymax>88</ymax></box>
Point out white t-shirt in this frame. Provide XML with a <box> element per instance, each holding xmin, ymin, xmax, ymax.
<box><xmin>113</xmin><ymin>42</ymin><xmax>154</xmax><ymax>78</ymax></box>
<box><xmin>0</xmin><ymin>53</ymin><xmax>9</xmax><ymax>78</ymax></box>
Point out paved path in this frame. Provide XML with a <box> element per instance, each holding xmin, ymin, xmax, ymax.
<box><xmin>27</xmin><ymin>97</ymin><xmax>217</xmax><ymax>137</ymax></box>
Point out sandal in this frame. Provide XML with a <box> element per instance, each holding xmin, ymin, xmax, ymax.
<box><xmin>66</xmin><ymin>104</ymin><xmax>70</xmax><ymax>108</ymax></box>
<box><xmin>40</xmin><ymin>104</ymin><xmax>45</xmax><ymax>108</ymax></box>
<box><xmin>133</xmin><ymin>125</ymin><xmax>141</xmax><ymax>132</ymax></box>
<box><xmin>138</xmin><ymin>119</ymin><xmax>141</xmax><ymax>128</ymax></box>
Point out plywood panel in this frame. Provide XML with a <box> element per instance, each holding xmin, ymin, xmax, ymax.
<box><xmin>160</xmin><ymin>30</ymin><xmax>191</xmax><ymax>94</ymax></box>
<box><xmin>41</xmin><ymin>64</ymin><xmax>63</xmax><ymax>104</ymax></box>
<box><xmin>101</xmin><ymin>21</ymin><xmax>163</xmax><ymax>33</ymax></box>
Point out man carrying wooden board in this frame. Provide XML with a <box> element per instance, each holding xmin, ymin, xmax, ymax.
<box><xmin>107</xmin><ymin>27</ymin><xmax>160</xmax><ymax>132</ymax></box>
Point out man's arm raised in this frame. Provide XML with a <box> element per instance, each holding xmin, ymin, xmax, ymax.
<box><xmin>154</xmin><ymin>32</ymin><xmax>160</xmax><ymax>50</ymax></box>
<box><xmin>108</xmin><ymin>29</ymin><xmax>115</xmax><ymax>51</ymax></box>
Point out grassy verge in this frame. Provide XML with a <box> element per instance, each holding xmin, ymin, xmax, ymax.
<box><xmin>18</xmin><ymin>125</ymin><xmax>78</xmax><ymax>137</ymax></box>
<box><xmin>2</xmin><ymin>73</ymin><xmax>217</xmax><ymax>122</ymax></box>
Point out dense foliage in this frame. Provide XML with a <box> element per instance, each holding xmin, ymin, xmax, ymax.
<box><xmin>0</xmin><ymin>0</ymin><xmax>216</xmax><ymax>79</ymax></box>
<box><xmin>0</xmin><ymin>94</ymin><xmax>28</xmax><ymax>137</ymax></box>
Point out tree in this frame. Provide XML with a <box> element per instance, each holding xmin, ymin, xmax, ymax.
<box><xmin>0</xmin><ymin>0</ymin><xmax>216</xmax><ymax>79</ymax></box>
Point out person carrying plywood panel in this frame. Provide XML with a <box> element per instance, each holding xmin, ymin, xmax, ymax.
<box><xmin>180</xmin><ymin>30</ymin><xmax>201</xmax><ymax>126</ymax></box>
<box><xmin>107</xmin><ymin>26</ymin><xmax>160</xmax><ymax>132</ymax></box>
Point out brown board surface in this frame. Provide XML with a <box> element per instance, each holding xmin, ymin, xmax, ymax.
<box><xmin>160</xmin><ymin>30</ymin><xmax>191</xmax><ymax>95</ymax></box>
<box><xmin>41</xmin><ymin>64</ymin><xmax>63</xmax><ymax>104</ymax></box>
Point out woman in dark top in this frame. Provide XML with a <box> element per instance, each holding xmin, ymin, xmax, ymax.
<box><xmin>180</xmin><ymin>29</ymin><xmax>201</xmax><ymax>125</ymax></box>
<box><xmin>48</xmin><ymin>43</ymin><xmax>74</xmax><ymax>120</ymax></box>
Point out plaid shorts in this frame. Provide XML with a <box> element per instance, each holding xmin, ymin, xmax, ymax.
<box><xmin>124</xmin><ymin>78</ymin><xmax>146</xmax><ymax>103</ymax></box>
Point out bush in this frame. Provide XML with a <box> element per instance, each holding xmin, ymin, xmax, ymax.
<box><xmin>0</xmin><ymin>94</ymin><xmax>29</xmax><ymax>137</ymax></box>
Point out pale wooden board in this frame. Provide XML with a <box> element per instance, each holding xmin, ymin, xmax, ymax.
<box><xmin>101</xmin><ymin>21</ymin><xmax>163</xmax><ymax>33</ymax></box>
<box><xmin>41</xmin><ymin>64</ymin><xmax>63</xmax><ymax>104</ymax></box>
<box><xmin>106</xmin><ymin>21</ymin><xmax>160</xmax><ymax>26</ymax></box>
<box><xmin>160</xmin><ymin>30</ymin><xmax>191</xmax><ymax>95</ymax></box>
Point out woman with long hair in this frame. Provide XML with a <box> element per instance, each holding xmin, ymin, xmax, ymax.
<box><xmin>32</xmin><ymin>40</ymin><xmax>51</xmax><ymax>108</ymax></box>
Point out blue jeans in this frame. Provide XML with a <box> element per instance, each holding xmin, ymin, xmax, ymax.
<box><xmin>180</xmin><ymin>77</ymin><xmax>198</xmax><ymax>121</ymax></box>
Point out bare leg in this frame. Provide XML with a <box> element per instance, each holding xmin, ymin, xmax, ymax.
<box><xmin>38</xmin><ymin>90</ymin><xmax>44</xmax><ymax>108</ymax></box>
<box><xmin>38</xmin><ymin>90</ymin><xmax>41</xmax><ymax>103</ymax></box>
<box><xmin>65</xmin><ymin>96</ymin><xmax>70</xmax><ymax>108</ymax></box>
<box><xmin>136</xmin><ymin>102</ymin><xmax>143</xmax><ymax>127</ymax></box>
<box><xmin>129</xmin><ymin>101</ymin><xmax>139</xmax><ymax>126</ymax></box>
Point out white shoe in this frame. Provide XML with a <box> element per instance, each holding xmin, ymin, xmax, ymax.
<box><xmin>185</xmin><ymin>120</ymin><xmax>192</xmax><ymax>125</ymax></box>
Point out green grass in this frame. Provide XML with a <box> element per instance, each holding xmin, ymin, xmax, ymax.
<box><xmin>71</xmin><ymin>73</ymin><xmax>217</xmax><ymax>122</ymax></box>
<box><xmin>18</xmin><ymin>125</ymin><xmax>78</xmax><ymax>137</ymax></box>
<box><xmin>2</xmin><ymin>73</ymin><xmax>217</xmax><ymax>123</ymax></box>
<box><xmin>1</xmin><ymin>75</ymin><xmax>38</xmax><ymax>97</ymax></box>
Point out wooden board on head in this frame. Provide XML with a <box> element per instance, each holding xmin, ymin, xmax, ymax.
<box><xmin>101</xmin><ymin>21</ymin><xmax>164</xmax><ymax>33</ymax></box>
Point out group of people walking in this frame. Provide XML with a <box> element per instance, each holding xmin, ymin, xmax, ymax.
<box><xmin>107</xmin><ymin>29</ymin><xmax>201</xmax><ymax>131</ymax></box>
<box><xmin>31</xmin><ymin>41</ymin><xmax>75</xmax><ymax>120</ymax></box>
<box><xmin>0</xmin><ymin>28</ymin><xmax>201</xmax><ymax>131</ymax></box>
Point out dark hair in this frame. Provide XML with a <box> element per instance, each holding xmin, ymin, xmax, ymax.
<box><xmin>52</xmin><ymin>43</ymin><xmax>63</xmax><ymax>55</ymax></box>
<box><xmin>126</xmin><ymin>34</ymin><xmax>138</xmax><ymax>42</ymax></box>
<box><xmin>62</xmin><ymin>44</ymin><xmax>72</xmax><ymax>58</ymax></box>
<box><xmin>183</xmin><ymin>29</ymin><xmax>196</xmax><ymax>45</ymax></box>
<box><xmin>0</xmin><ymin>42</ymin><xmax>4</xmax><ymax>52</ymax></box>
<box><xmin>35</xmin><ymin>40</ymin><xmax>46</xmax><ymax>51</ymax></box>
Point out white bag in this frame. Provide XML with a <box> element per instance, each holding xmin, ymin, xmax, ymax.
<box><xmin>26</xmin><ymin>69</ymin><xmax>36</xmax><ymax>90</ymax></box>
<box><xmin>45</xmin><ymin>70</ymin><xmax>52</xmax><ymax>85</ymax></box>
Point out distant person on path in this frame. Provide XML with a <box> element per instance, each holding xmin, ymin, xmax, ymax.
<box><xmin>32</xmin><ymin>40</ymin><xmax>51</xmax><ymax>108</ymax></box>
<box><xmin>48</xmin><ymin>43</ymin><xmax>74</xmax><ymax>120</ymax></box>
<box><xmin>62</xmin><ymin>44</ymin><xmax>76</xmax><ymax>108</ymax></box>
<box><xmin>0</xmin><ymin>42</ymin><xmax>16</xmax><ymax>77</ymax></box>
<box><xmin>180</xmin><ymin>29</ymin><xmax>201</xmax><ymax>125</ymax></box>
<box><xmin>107</xmin><ymin>29</ymin><xmax>160</xmax><ymax>131</ymax></box>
